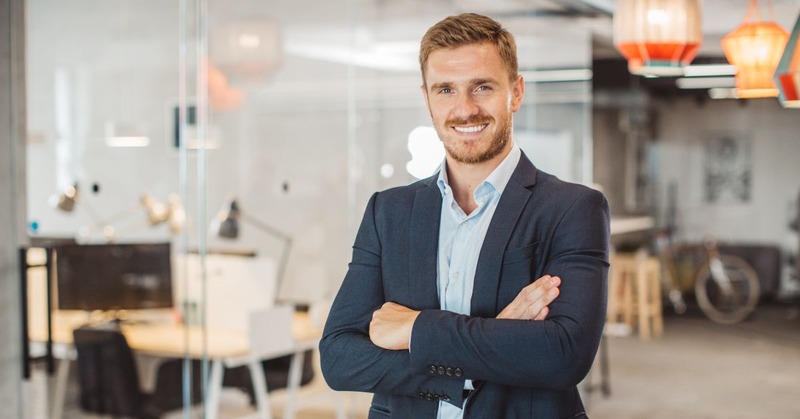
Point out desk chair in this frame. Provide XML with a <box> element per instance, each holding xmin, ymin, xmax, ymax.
<box><xmin>73</xmin><ymin>325</ymin><xmax>194</xmax><ymax>418</ymax></box>
<box><xmin>73</xmin><ymin>326</ymin><xmax>163</xmax><ymax>418</ymax></box>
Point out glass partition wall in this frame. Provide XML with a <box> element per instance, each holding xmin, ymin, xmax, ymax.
<box><xmin>24</xmin><ymin>0</ymin><xmax>592</xmax><ymax>417</ymax></box>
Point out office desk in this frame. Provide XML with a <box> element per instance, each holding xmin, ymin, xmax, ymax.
<box><xmin>32</xmin><ymin>311</ymin><xmax>323</xmax><ymax>419</ymax></box>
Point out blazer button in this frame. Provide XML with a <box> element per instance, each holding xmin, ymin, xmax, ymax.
<box><xmin>442</xmin><ymin>395</ymin><xmax>451</xmax><ymax>402</ymax></box>
<box><xmin>429</xmin><ymin>365</ymin><xmax>437</xmax><ymax>374</ymax></box>
<box><xmin>437</xmin><ymin>366</ymin><xmax>445</xmax><ymax>375</ymax></box>
<box><xmin>454</xmin><ymin>368</ymin><xmax>463</xmax><ymax>377</ymax></box>
<box><xmin>445</xmin><ymin>367</ymin><xmax>453</xmax><ymax>376</ymax></box>
<box><xmin>426</xmin><ymin>393</ymin><xmax>433</xmax><ymax>401</ymax></box>
<box><xmin>418</xmin><ymin>391</ymin><xmax>425</xmax><ymax>399</ymax></box>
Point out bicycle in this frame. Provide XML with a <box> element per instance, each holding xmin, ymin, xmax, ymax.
<box><xmin>654</xmin><ymin>229</ymin><xmax>761</xmax><ymax>324</ymax></box>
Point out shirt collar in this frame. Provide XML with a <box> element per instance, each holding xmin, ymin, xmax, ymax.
<box><xmin>436</xmin><ymin>143</ymin><xmax>521</xmax><ymax>197</ymax></box>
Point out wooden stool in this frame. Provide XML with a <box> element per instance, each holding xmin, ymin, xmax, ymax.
<box><xmin>607</xmin><ymin>253</ymin><xmax>663</xmax><ymax>340</ymax></box>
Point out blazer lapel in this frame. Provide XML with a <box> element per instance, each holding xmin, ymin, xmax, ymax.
<box><xmin>408</xmin><ymin>177</ymin><xmax>443</xmax><ymax>309</ymax></box>
<box><xmin>471</xmin><ymin>154</ymin><xmax>538</xmax><ymax>317</ymax></box>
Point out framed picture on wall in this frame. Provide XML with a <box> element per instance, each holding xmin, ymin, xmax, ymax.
<box><xmin>703</xmin><ymin>130</ymin><xmax>752</xmax><ymax>204</ymax></box>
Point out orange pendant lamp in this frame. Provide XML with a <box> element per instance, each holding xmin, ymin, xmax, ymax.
<box><xmin>774</xmin><ymin>14</ymin><xmax>800</xmax><ymax>107</ymax></box>
<box><xmin>722</xmin><ymin>0</ymin><xmax>789</xmax><ymax>98</ymax></box>
<box><xmin>614</xmin><ymin>0</ymin><xmax>702</xmax><ymax>77</ymax></box>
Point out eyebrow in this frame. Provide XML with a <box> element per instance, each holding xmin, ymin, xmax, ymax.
<box><xmin>471</xmin><ymin>78</ymin><xmax>499</xmax><ymax>86</ymax></box>
<box><xmin>429</xmin><ymin>82</ymin><xmax>453</xmax><ymax>92</ymax></box>
<box><xmin>428</xmin><ymin>78</ymin><xmax>499</xmax><ymax>92</ymax></box>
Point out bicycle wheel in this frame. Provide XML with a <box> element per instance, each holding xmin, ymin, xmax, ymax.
<box><xmin>694</xmin><ymin>254</ymin><xmax>760</xmax><ymax>324</ymax></box>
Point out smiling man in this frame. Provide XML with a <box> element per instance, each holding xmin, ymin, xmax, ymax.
<box><xmin>320</xmin><ymin>13</ymin><xmax>610</xmax><ymax>419</ymax></box>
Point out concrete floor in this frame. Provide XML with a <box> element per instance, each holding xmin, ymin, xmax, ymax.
<box><xmin>585</xmin><ymin>301</ymin><xmax>800</xmax><ymax>419</ymax></box>
<box><xmin>23</xmin><ymin>301</ymin><xmax>800</xmax><ymax>419</ymax></box>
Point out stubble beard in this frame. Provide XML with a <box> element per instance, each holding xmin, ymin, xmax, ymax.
<box><xmin>440</xmin><ymin>114</ymin><xmax>512</xmax><ymax>165</ymax></box>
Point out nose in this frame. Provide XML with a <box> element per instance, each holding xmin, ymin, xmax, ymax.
<box><xmin>452</xmin><ymin>92</ymin><xmax>480</xmax><ymax>120</ymax></box>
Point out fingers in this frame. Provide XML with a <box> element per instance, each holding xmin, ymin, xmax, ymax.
<box><xmin>497</xmin><ymin>275</ymin><xmax>561</xmax><ymax>320</ymax></box>
<box><xmin>532</xmin><ymin>306</ymin><xmax>549</xmax><ymax>321</ymax></box>
<box><xmin>527</xmin><ymin>287</ymin><xmax>558</xmax><ymax>320</ymax></box>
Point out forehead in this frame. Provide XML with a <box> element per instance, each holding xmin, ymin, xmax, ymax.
<box><xmin>425</xmin><ymin>42</ymin><xmax>506</xmax><ymax>83</ymax></box>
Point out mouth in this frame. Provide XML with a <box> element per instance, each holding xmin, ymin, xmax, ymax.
<box><xmin>452</xmin><ymin>124</ymin><xmax>488</xmax><ymax>134</ymax></box>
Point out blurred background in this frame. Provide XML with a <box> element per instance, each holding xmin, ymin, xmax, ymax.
<box><xmin>1</xmin><ymin>0</ymin><xmax>799</xmax><ymax>418</ymax></box>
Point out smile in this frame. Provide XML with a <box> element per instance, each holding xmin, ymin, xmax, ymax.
<box><xmin>453</xmin><ymin>124</ymin><xmax>488</xmax><ymax>133</ymax></box>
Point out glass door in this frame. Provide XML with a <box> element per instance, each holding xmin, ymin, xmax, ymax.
<box><xmin>22</xmin><ymin>1</ymin><xmax>594</xmax><ymax>417</ymax></box>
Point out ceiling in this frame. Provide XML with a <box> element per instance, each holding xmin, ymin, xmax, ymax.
<box><xmin>446</xmin><ymin>0</ymin><xmax>800</xmax><ymax>59</ymax></box>
<box><xmin>272</xmin><ymin>0</ymin><xmax>800</xmax><ymax>74</ymax></box>
<box><xmin>220</xmin><ymin>0</ymin><xmax>800</xmax><ymax>103</ymax></box>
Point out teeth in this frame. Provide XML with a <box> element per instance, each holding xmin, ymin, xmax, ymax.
<box><xmin>454</xmin><ymin>124</ymin><xmax>487</xmax><ymax>133</ymax></box>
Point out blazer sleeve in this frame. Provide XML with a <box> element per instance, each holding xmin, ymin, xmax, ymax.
<box><xmin>319</xmin><ymin>193</ymin><xmax>466</xmax><ymax>404</ymax></box>
<box><xmin>407</xmin><ymin>188</ymin><xmax>610</xmax><ymax>391</ymax></box>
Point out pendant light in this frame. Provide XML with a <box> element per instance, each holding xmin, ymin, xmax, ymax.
<box><xmin>614</xmin><ymin>0</ymin><xmax>702</xmax><ymax>77</ymax></box>
<box><xmin>774</xmin><ymin>14</ymin><xmax>800</xmax><ymax>107</ymax></box>
<box><xmin>722</xmin><ymin>0</ymin><xmax>789</xmax><ymax>99</ymax></box>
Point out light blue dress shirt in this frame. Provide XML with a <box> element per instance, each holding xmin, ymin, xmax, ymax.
<box><xmin>434</xmin><ymin>144</ymin><xmax>521</xmax><ymax>419</ymax></box>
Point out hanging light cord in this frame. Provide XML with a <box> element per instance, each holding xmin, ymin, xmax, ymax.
<box><xmin>746</xmin><ymin>0</ymin><xmax>778</xmax><ymax>24</ymax></box>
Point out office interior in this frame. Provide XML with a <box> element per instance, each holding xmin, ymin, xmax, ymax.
<box><xmin>1</xmin><ymin>0</ymin><xmax>800</xmax><ymax>418</ymax></box>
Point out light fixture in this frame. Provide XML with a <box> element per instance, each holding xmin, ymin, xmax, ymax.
<box><xmin>682</xmin><ymin>64</ymin><xmax>737</xmax><ymax>77</ymax></box>
<box><xmin>207</xmin><ymin>60</ymin><xmax>245</xmax><ymax>111</ymax></box>
<box><xmin>210</xmin><ymin>199</ymin><xmax>292</xmax><ymax>289</ymax></box>
<box><xmin>708</xmin><ymin>88</ymin><xmax>740</xmax><ymax>100</ymax></box>
<box><xmin>675</xmin><ymin>76</ymin><xmax>736</xmax><ymax>90</ymax></box>
<box><xmin>50</xmin><ymin>182</ymin><xmax>115</xmax><ymax>241</ymax></box>
<box><xmin>49</xmin><ymin>183</ymin><xmax>79</xmax><ymax>212</ymax></box>
<box><xmin>104</xmin><ymin>121</ymin><xmax>150</xmax><ymax>147</ymax></box>
<box><xmin>210</xmin><ymin>19</ymin><xmax>283</xmax><ymax>83</ymax></box>
<box><xmin>774</xmin><ymin>14</ymin><xmax>800</xmax><ymax>108</ymax></box>
<box><xmin>141</xmin><ymin>191</ymin><xmax>186</xmax><ymax>234</ymax></box>
<box><xmin>722</xmin><ymin>0</ymin><xmax>789</xmax><ymax>98</ymax></box>
<box><xmin>105</xmin><ymin>2</ymin><xmax>150</xmax><ymax>148</ymax></box>
<box><xmin>613</xmin><ymin>0</ymin><xmax>702</xmax><ymax>76</ymax></box>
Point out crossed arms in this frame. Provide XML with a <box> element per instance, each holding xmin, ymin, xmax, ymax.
<box><xmin>320</xmin><ymin>188</ymin><xmax>609</xmax><ymax>403</ymax></box>
<box><xmin>369</xmin><ymin>274</ymin><xmax>562</xmax><ymax>350</ymax></box>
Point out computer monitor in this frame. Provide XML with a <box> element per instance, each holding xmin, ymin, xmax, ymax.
<box><xmin>55</xmin><ymin>242</ymin><xmax>173</xmax><ymax>311</ymax></box>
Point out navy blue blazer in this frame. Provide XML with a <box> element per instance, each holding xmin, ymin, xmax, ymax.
<box><xmin>320</xmin><ymin>153</ymin><xmax>610</xmax><ymax>418</ymax></box>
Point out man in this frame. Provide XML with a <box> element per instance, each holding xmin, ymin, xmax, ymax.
<box><xmin>320</xmin><ymin>13</ymin><xmax>609</xmax><ymax>419</ymax></box>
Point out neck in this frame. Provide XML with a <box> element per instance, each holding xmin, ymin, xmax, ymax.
<box><xmin>445</xmin><ymin>144</ymin><xmax>512</xmax><ymax>214</ymax></box>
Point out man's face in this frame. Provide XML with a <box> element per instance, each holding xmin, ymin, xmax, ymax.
<box><xmin>422</xmin><ymin>42</ymin><xmax>524</xmax><ymax>166</ymax></box>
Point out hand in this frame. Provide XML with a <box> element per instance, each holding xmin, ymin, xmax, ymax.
<box><xmin>369</xmin><ymin>302</ymin><xmax>420</xmax><ymax>350</ymax></box>
<box><xmin>496</xmin><ymin>275</ymin><xmax>561</xmax><ymax>320</ymax></box>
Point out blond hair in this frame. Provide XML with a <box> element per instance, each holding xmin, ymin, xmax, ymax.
<box><xmin>419</xmin><ymin>13</ymin><xmax>519</xmax><ymax>84</ymax></box>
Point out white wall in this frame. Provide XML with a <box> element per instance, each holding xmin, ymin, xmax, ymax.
<box><xmin>25</xmin><ymin>0</ymin><xmax>595</xmax><ymax>306</ymax></box>
<box><xmin>651</xmin><ymin>98</ymin><xmax>800</xmax><ymax>246</ymax></box>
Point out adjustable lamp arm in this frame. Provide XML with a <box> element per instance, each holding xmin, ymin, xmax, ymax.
<box><xmin>240</xmin><ymin>211</ymin><xmax>293</xmax><ymax>295</ymax></box>
<box><xmin>240</xmin><ymin>212</ymin><xmax>292</xmax><ymax>244</ymax></box>
<box><xmin>213</xmin><ymin>199</ymin><xmax>293</xmax><ymax>301</ymax></box>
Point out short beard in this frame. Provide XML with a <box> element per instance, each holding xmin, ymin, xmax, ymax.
<box><xmin>444</xmin><ymin>115</ymin><xmax>512</xmax><ymax>165</ymax></box>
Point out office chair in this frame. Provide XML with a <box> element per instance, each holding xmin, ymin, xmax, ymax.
<box><xmin>72</xmin><ymin>326</ymin><xmax>165</xmax><ymax>418</ymax></box>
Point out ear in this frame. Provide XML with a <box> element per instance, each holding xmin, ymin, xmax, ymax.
<box><xmin>510</xmin><ymin>74</ymin><xmax>525</xmax><ymax>112</ymax></box>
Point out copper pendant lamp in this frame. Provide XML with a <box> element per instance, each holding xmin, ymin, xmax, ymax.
<box><xmin>614</xmin><ymin>0</ymin><xmax>703</xmax><ymax>77</ymax></box>
<box><xmin>722</xmin><ymin>0</ymin><xmax>789</xmax><ymax>98</ymax></box>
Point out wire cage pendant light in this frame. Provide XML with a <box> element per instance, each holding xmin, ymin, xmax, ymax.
<box><xmin>722</xmin><ymin>0</ymin><xmax>789</xmax><ymax>98</ymax></box>
<box><xmin>774</xmin><ymin>14</ymin><xmax>800</xmax><ymax>107</ymax></box>
<box><xmin>614</xmin><ymin>0</ymin><xmax>703</xmax><ymax>77</ymax></box>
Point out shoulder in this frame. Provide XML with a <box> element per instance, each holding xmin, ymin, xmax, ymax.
<box><xmin>533</xmin><ymin>170</ymin><xmax>608</xmax><ymax>211</ymax></box>
<box><xmin>372</xmin><ymin>173</ymin><xmax>437</xmax><ymax>207</ymax></box>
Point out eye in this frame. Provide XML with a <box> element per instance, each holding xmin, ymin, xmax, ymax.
<box><xmin>475</xmin><ymin>85</ymin><xmax>492</xmax><ymax>92</ymax></box>
<box><xmin>438</xmin><ymin>87</ymin><xmax>453</xmax><ymax>94</ymax></box>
